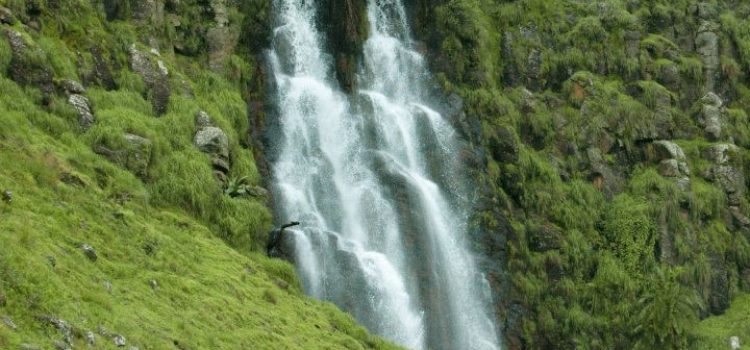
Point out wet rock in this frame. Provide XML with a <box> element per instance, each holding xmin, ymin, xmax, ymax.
<box><xmin>149</xmin><ymin>279</ymin><xmax>158</xmax><ymax>290</ymax></box>
<box><xmin>68</xmin><ymin>94</ymin><xmax>95</xmax><ymax>129</ymax></box>
<box><xmin>113</xmin><ymin>334</ymin><xmax>127</xmax><ymax>347</ymax></box>
<box><xmin>129</xmin><ymin>45</ymin><xmax>171</xmax><ymax>115</ymax></box>
<box><xmin>2</xmin><ymin>190</ymin><xmax>12</xmax><ymax>204</ymax></box>
<box><xmin>0</xmin><ymin>7</ymin><xmax>16</xmax><ymax>25</ymax></box>
<box><xmin>80</xmin><ymin>244</ymin><xmax>98</xmax><ymax>262</ymax></box>
<box><xmin>2</xmin><ymin>315</ymin><xmax>16</xmax><ymax>330</ymax></box>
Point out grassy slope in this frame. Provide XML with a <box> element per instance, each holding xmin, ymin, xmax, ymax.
<box><xmin>0</xmin><ymin>1</ymin><xmax>401</xmax><ymax>349</ymax></box>
<box><xmin>694</xmin><ymin>294</ymin><xmax>750</xmax><ymax>348</ymax></box>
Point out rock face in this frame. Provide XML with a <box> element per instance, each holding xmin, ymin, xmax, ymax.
<box><xmin>695</xmin><ymin>23</ymin><xmax>720</xmax><ymax>92</ymax></box>
<box><xmin>193</xmin><ymin>112</ymin><xmax>231</xmax><ymax>183</ymax></box>
<box><xmin>317</xmin><ymin>0</ymin><xmax>368</xmax><ymax>92</ymax></box>
<box><xmin>67</xmin><ymin>94</ymin><xmax>95</xmax><ymax>129</ymax></box>
<box><xmin>129</xmin><ymin>45</ymin><xmax>171</xmax><ymax>116</ymax></box>
<box><xmin>4</xmin><ymin>29</ymin><xmax>55</xmax><ymax>97</ymax></box>
<box><xmin>651</xmin><ymin>141</ymin><xmax>691</xmax><ymax>187</ymax></box>
<box><xmin>59</xmin><ymin>80</ymin><xmax>96</xmax><ymax>129</ymax></box>
<box><xmin>698</xmin><ymin>92</ymin><xmax>724</xmax><ymax>141</ymax></box>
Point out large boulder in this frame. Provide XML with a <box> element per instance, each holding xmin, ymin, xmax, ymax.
<box><xmin>129</xmin><ymin>45</ymin><xmax>171</xmax><ymax>116</ymax></box>
<box><xmin>193</xmin><ymin>112</ymin><xmax>231</xmax><ymax>183</ymax></box>
<box><xmin>652</xmin><ymin>140</ymin><xmax>686</xmax><ymax>160</ymax></box>
<box><xmin>60</xmin><ymin>79</ymin><xmax>95</xmax><ymax>129</ymax></box>
<box><xmin>699</xmin><ymin>92</ymin><xmax>724</xmax><ymax>141</ymax></box>
<box><xmin>651</xmin><ymin>140</ymin><xmax>690</xmax><ymax>180</ymax></box>
<box><xmin>4</xmin><ymin>29</ymin><xmax>54</xmax><ymax>96</ymax></box>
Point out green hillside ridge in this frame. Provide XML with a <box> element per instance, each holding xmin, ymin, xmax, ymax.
<box><xmin>0</xmin><ymin>0</ymin><xmax>400</xmax><ymax>349</ymax></box>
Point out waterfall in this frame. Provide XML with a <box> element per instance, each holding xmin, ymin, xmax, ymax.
<box><xmin>267</xmin><ymin>1</ymin><xmax>500</xmax><ymax>349</ymax></box>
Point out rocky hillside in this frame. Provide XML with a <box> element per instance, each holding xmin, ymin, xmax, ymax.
<box><xmin>0</xmin><ymin>0</ymin><xmax>400</xmax><ymax>349</ymax></box>
<box><xmin>400</xmin><ymin>0</ymin><xmax>750</xmax><ymax>349</ymax></box>
<box><xmin>1</xmin><ymin>0</ymin><xmax>749</xmax><ymax>349</ymax></box>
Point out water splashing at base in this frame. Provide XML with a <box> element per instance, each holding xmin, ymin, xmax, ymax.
<box><xmin>268</xmin><ymin>1</ymin><xmax>501</xmax><ymax>349</ymax></box>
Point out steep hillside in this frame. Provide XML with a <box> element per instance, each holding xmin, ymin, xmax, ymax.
<box><xmin>401</xmin><ymin>0</ymin><xmax>750</xmax><ymax>348</ymax></box>
<box><xmin>0</xmin><ymin>1</ymin><xmax>399</xmax><ymax>349</ymax></box>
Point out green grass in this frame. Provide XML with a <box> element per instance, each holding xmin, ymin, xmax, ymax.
<box><xmin>0</xmin><ymin>74</ymin><xmax>399</xmax><ymax>350</ymax></box>
<box><xmin>692</xmin><ymin>294</ymin><xmax>750</xmax><ymax>349</ymax></box>
<box><xmin>0</xmin><ymin>2</ymin><xmax>401</xmax><ymax>347</ymax></box>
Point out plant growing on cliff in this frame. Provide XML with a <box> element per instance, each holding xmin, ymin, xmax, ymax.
<box><xmin>632</xmin><ymin>267</ymin><xmax>701</xmax><ymax>350</ymax></box>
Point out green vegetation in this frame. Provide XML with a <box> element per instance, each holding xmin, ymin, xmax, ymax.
<box><xmin>419</xmin><ymin>0</ymin><xmax>750</xmax><ymax>348</ymax></box>
<box><xmin>0</xmin><ymin>0</ymin><xmax>400</xmax><ymax>349</ymax></box>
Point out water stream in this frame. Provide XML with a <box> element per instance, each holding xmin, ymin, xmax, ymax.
<box><xmin>268</xmin><ymin>1</ymin><xmax>500</xmax><ymax>349</ymax></box>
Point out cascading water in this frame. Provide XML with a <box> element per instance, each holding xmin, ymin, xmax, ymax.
<box><xmin>267</xmin><ymin>1</ymin><xmax>500</xmax><ymax>349</ymax></box>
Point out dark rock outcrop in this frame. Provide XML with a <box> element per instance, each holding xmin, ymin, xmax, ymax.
<box><xmin>317</xmin><ymin>0</ymin><xmax>368</xmax><ymax>92</ymax></box>
<box><xmin>4</xmin><ymin>29</ymin><xmax>54</xmax><ymax>97</ymax></box>
<box><xmin>193</xmin><ymin>111</ymin><xmax>231</xmax><ymax>183</ymax></box>
<box><xmin>129</xmin><ymin>45</ymin><xmax>171</xmax><ymax>116</ymax></box>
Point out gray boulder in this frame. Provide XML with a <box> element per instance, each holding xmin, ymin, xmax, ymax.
<box><xmin>652</xmin><ymin>140</ymin><xmax>686</xmax><ymax>160</ymax></box>
<box><xmin>129</xmin><ymin>45</ymin><xmax>171</xmax><ymax>115</ymax></box>
<box><xmin>699</xmin><ymin>92</ymin><xmax>724</xmax><ymax>141</ymax></box>
<box><xmin>194</xmin><ymin>113</ymin><xmax>231</xmax><ymax>183</ymax></box>
<box><xmin>113</xmin><ymin>334</ymin><xmax>127</xmax><ymax>347</ymax></box>
<box><xmin>68</xmin><ymin>94</ymin><xmax>95</xmax><ymax>129</ymax></box>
